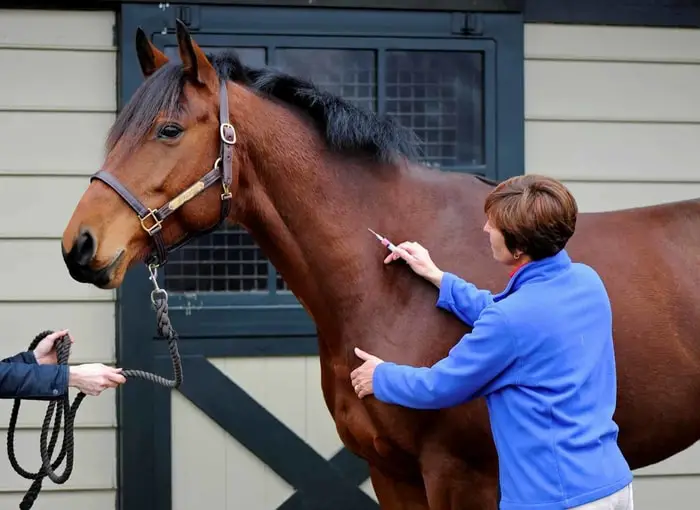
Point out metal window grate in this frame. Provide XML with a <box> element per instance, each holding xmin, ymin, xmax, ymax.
<box><xmin>385</xmin><ymin>50</ymin><xmax>483</xmax><ymax>168</ymax></box>
<box><xmin>275</xmin><ymin>48</ymin><xmax>377</xmax><ymax>114</ymax></box>
<box><xmin>163</xmin><ymin>227</ymin><xmax>271</xmax><ymax>293</ymax></box>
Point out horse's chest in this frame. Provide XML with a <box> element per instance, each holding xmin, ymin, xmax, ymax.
<box><xmin>325</xmin><ymin>369</ymin><xmax>417</xmax><ymax>473</ymax></box>
<box><xmin>333</xmin><ymin>391</ymin><xmax>380</xmax><ymax>452</ymax></box>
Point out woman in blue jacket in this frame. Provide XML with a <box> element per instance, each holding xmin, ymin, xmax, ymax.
<box><xmin>351</xmin><ymin>174</ymin><xmax>634</xmax><ymax>509</ymax></box>
<box><xmin>1</xmin><ymin>329</ymin><xmax>126</xmax><ymax>399</ymax></box>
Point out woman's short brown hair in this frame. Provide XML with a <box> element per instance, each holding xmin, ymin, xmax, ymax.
<box><xmin>483</xmin><ymin>174</ymin><xmax>578</xmax><ymax>261</ymax></box>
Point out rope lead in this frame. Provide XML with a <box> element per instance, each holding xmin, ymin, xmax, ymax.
<box><xmin>7</xmin><ymin>291</ymin><xmax>182</xmax><ymax>509</ymax></box>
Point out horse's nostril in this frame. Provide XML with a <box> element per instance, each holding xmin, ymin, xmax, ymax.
<box><xmin>75</xmin><ymin>227</ymin><xmax>97</xmax><ymax>266</ymax></box>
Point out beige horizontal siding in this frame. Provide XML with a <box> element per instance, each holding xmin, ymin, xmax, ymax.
<box><xmin>526</xmin><ymin>60</ymin><xmax>700</xmax><ymax>123</ymax></box>
<box><xmin>0</xmin><ymin>302</ymin><xmax>115</xmax><ymax>363</ymax></box>
<box><xmin>0</xmin><ymin>49</ymin><xmax>115</xmax><ymax>112</ymax></box>
<box><xmin>526</xmin><ymin>122</ymin><xmax>700</xmax><ymax>183</ymax></box>
<box><xmin>0</xmin><ymin>429</ymin><xmax>115</xmax><ymax>491</ymax></box>
<box><xmin>0</xmin><ymin>176</ymin><xmax>92</xmax><ymax>238</ymax></box>
<box><xmin>631</xmin><ymin>475</ymin><xmax>698</xmax><ymax>510</ymax></box>
<box><xmin>525</xmin><ymin>24</ymin><xmax>700</xmax><ymax>63</ymax></box>
<box><xmin>0</xmin><ymin>8</ymin><xmax>118</xmax><ymax>506</ymax></box>
<box><xmin>525</xmin><ymin>23</ymin><xmax>700</xmax><ymax>209</ymax></box>
<box><xmin>0</xmin><ymin>9</ymin><xmax>115</xmax><ymax>49</ymax></box>
<box><xmin>560</xmin><ymin>181</ymin><xmax>700</xmax><ymax>212</ymax></box>
<box><xmin>634</xmin><ymin>443</ymin><xmax>700</xmax><ymax>477</ymax></box>
<box><xmin>0</xmin><ymin>240</ymin><xmax>114</xmax><ymax>301</ymax></box>
<box><xmin>0</xmin><ymin>389</ymin><xmax>116</xmax><ymax>429</ymax></box>
<box><xmin>0</xmin><ymin>112</ymin><xmax>113</xmax><ymax>175</ymax></box>
<box><xmin>0</xmin><ymin>490</ymin><xmax>116</xmax><ymax>510</ymax></box>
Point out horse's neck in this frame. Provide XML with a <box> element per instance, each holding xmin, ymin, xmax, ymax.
<box><xmin>230</xmin><ymin>95</ymin><xmax>491</xmax><ymax>358</ymax></box>
<box><xmin>239</xmin><ymin>154</ymin><xmax>410</xmax><ymax>319</ymax></box>
<box><xmin>238</xmin><ymin>160</ymin><xmax>492</xmax><ymax>359</ymax></box>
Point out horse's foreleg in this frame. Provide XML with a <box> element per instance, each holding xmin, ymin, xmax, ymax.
<box><xmin>420</xmin><ymin>449</ymin><xmax>499</xmax><ymax>510</ymax></box>
<box><xmin>368</xmin><ymin>464</ymin><xmax>430</xmax><ymax>510</ymax></box>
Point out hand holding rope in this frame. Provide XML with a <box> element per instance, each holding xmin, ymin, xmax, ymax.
<box><xmin>8</xmin><ymin>265</ymin><xmax>183</xmax><ymax>509</ymax></box>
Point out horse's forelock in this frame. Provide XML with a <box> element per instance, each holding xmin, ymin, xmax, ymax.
<box><xmin>106</xmin><ymin>63</ymin><xmax>185</xmax><ymax>156</ymax></box>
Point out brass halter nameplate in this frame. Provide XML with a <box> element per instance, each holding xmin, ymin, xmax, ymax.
<box><xmin>167</xmin><ymin>180</ymin><xmax>206</xmax><ymax>212</ymax></box>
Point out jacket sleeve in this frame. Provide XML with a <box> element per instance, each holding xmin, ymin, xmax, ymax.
<box><xmin>2</xmin><ymin>351</ymin><xmax>38</xmax><ymax>364</ymax></box>
<box><xmin>0</xmin><ymin>355</ymin><xmax>69</xmax><ymax>400</ymax></box>
<box><xmin>436</xmin><ymin>272</ymin><xmax>495</xmax><ymax>326</ymax></box>
<box><xmin>372</xmin><ymin>306</ymin><xmax>518</xmax><ymax>409</ymax></box>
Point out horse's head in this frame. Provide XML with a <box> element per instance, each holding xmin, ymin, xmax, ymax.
<box><xmin>61</xmin><ymin>21</ymin><xmax>248</xmax><ymax>289</ymax></box>
<box><xmin>62</xmin><ymin>19</ymin><xmax>425</xmax><ymax>291</ymax></box>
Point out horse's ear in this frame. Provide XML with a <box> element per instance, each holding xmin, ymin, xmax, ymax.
<box><xmin>175</xmin><ymin>19</ymin><xmax>217</xmax><ymax>87</ymax></box>
<box><xmin>135</xmin><ymin>27</ymin><xmax>169</xmax><ymax>78</ymax></box>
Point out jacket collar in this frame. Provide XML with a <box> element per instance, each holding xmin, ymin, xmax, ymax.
<box><xmin>493</xmin><ymin>249</ymin><xmax>572</xmax><ymax>302</ymax></box>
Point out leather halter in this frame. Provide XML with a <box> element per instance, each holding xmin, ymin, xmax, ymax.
<box><xmin>90</xmin><ymin>80</ymin><xmax>236</xmax><ymax>268</ymax></box>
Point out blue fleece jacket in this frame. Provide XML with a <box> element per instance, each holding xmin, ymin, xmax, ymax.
<box><xmin>0</xmin><ymin>351</ymin><xmax>68</xmax><ymax>400</ymax></box>
<box><xmin>373</xmin><ymin>249</ymin><xmax>632</xmax><ymax>509</ymax></box>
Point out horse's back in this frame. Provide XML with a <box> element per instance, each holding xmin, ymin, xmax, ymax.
<box><xmin>565</xmin><ymin>198</ymin><xmax>700</xmax><ymax>468</ymax></box>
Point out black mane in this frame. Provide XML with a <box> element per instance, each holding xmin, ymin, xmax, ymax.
<box><xmin>108</xmin><ymin>49</ymin><xmax>423</xmax><ymax>164</ymax></box>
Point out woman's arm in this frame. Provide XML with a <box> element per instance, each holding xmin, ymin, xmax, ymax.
<box><xmin>435</xmin><ymin>272</ymin><xmax>494</xmax><ymax>326</ymax></box>
<box><xmin>0</xmin><ymin>362</ymin><xmax>68</xmax><ymax>399</ymax></box>
<box><xmin>371</xmin><ymin>306</ymin><xmax>518</xmax><ymax>409</ymax></box>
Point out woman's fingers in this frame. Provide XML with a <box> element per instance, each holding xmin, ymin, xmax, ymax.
<box><xmin>382</xmin><ymin>240</ymin><xmax>424</xmax><ymax>264</ymax></box>
<box><xmin>394</xmin><ymin>246</ymin><xmax>417</xmax><ymax>261</ymax></box>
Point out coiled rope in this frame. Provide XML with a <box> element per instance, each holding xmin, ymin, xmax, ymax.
<box><xmin>6</xmin><ymin>286</ymin><xmax>182</xmax><ymax>509</ymax></box>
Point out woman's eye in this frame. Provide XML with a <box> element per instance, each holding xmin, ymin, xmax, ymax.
<box><xmin>157</xmin><ymin>124</ymin><xmax>183</xmax><ymax>140</ymax></box>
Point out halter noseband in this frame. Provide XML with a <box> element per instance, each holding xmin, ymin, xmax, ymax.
<box><xmin>90</xmin><ymin>80</ymin><xmax>236</xmax><ymax>268</ymax></box>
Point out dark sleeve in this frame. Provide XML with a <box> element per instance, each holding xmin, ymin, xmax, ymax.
<box><xmin>0</xmin><ymin>360</ymin><xmax>69</xmax><ymax>400</ymax></box>
<box><xmin>2</xmin><ymin>351</ymin><xmax>38</xmax><ymax>364</ymax></box>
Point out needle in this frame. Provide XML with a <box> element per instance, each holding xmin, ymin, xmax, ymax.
<box><xmin>368</xmin><ymin>228</ymin><xmax>398</xmax><ymax>252</ymax></box>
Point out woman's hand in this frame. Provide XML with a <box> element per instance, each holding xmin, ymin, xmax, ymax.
<box><xmin>33</xmin><ymin>329</ymin><xmax>72</xmax><ymax>365</ymax></box>
<box><xmin>69</xmin><ymin>364</ymin><xmax>126</xmax><ymax>396</ymax></box>
<box><xmin>351</xmin><ymin>348</ymin><xmax>384</xmax><ymax>399</ymax></box>
<box><xmin>383</xmin><ymin>241</ymin><xmax>444</xmax><ymax>287</ymax></box>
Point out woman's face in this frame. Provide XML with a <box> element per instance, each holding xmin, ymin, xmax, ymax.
<box><xmin>483</xmin><ymin>219</ymin><xmax>521</xmax><ymax>266</ymax></box>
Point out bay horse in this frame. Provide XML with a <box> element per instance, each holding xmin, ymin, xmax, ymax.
<box><xmin>61</xmin><ymin>20</ymin><xmax>700</xmax><ymax>509</ymax></box>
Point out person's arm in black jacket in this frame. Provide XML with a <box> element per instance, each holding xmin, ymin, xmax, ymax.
<box><xmin>0</xmin><ymin>351</ymin><xmax>68</xmax><ymax>400</ymax></box>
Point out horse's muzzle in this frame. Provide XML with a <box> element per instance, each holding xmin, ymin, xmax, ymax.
<box><xmin>61</xmin><ymin>227</ymin><xmax>117</xmax><ymax>287</ymax></box>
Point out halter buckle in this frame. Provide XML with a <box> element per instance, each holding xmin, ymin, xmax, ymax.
<box><xmin>220</xmin><ymin>123</ymin><xmax>237</xmax><ymax>145</ymax></box>
<box><xmin>140</xmin><ymin>209</ymin><xmax>163</xmax><ymax>235</ymax></box>
<box><xmin>221</xmin><ymin>182</ymin><xmax>232</xmax><ymax>201</ymax></box>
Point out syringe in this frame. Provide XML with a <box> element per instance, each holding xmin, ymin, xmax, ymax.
<box><xmin>367</xmin><ymin>228</ymin><xmax>398</xmax><ymax>252</ymax></box>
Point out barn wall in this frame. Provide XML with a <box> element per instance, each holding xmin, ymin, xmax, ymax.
<box><xmin>0</xmin><ymin>8</ymin><xmax>118</xmax><ymax>509</ymax></box>
<box><xmin>524</xmin><ymin>22</ymin><xmax>700</xmax><ymax>507</ymax></box>
<box><xmin>524</xmin><ymin>23</ymin><xmax>700</xmax><ymax>212</ymax></box>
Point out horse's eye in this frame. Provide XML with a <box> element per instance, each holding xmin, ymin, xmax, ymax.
<box><xmin>157</xmin><ymin>124</ymin><xmax>183</xmax><ymax>140</ymax></box>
